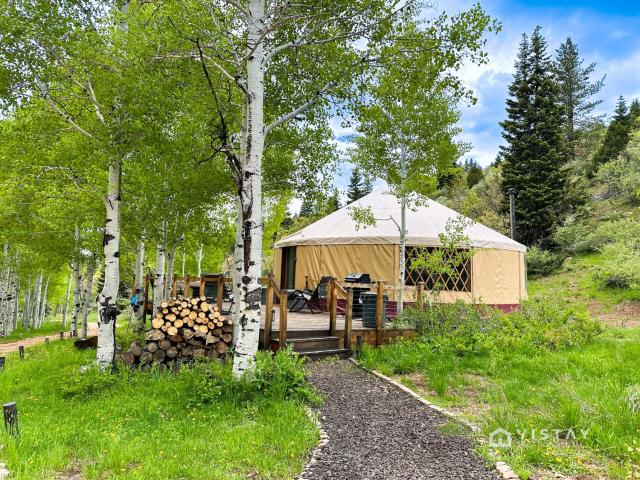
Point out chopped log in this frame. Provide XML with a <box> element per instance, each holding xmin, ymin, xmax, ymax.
<box><xmin>187</xmin><ymin>320</ymin><xmax>195</xmax><ymax>328</ymax></box>
<box><xmin>206</xmin><ymin>332</ymin><xmax>220</xmax><ymax>345</ymax></box>
<box><xmin>222</xmin><ymin>333</ymin><xmax>232</xmax><ymax>343</ymax></box>
<box><xmin>207</xmin><ymin>321</ymin><xmax>214</xmax><ymax>329</ymax></box>
<box><xmin>189</xmin><ymin>311</ymin><xmax>198</xmax><ymax>321</ymax></box>
<box><xmin>191</xmin><ymin>298</ymin><xmax>199</xmax><ymax>305</ymax></box>
<box><xmin>161</xmin><ymin>325</ymin><xmax>168</xmax><ymax>332</ymax></box>
<box><xmin>162</xmin><ymin>308</ymin><xmax>169</xmax><ymax>315</ymax></box>
<box><xmin>167</xmin><ymin>326</ymin><xmax>178</xmax><ymax>336</ymax></box>
<box><xmin>198</xmin><ymin>324</ymin><xmax>208</xmax><ymax>334</ymax></box>
<box><xmin>166</xmin><ymin>346</ymin><xmax>178</xmax><ymax>359</ymax></box>
<box><xmin>160</xmin><ymin>301</ymin><xmax>169</xmax><ymax>309</ymax></box>
<box><xmin>215</xmin><ymin>342</ymin><xmax>228</xmax><ymax>354</ymax></box>
<box><xmin>182</xmin><ymin>329</ymin><xmax>195</xmax><ymax>340</ymax></box>
<box><xmin>152</xmin><ymin>349</ymin><xmax>166</xmax><ymax>364</ymax></box>
<box><xmin>146</xmin><ymin>329</ymin><xmax>165</xmax><ymax>341</ymax></box>
<box><xmin>222</xmin><ymin>324</ymin><xmax>233</xmax><ymax>333</ymax></box>
<box><xmin>193</xmin><ymin>348</ymin><xmax>206</xmax><ymax>358</ymax></box>
<box><xmin>174</xmin><ymin>319</ymin><xmax>184</xmax><ymax>328</ymax></box>
<box><xmin>122</xmin><ymin>351</ymin><xmax>136</xmax><ymax>366</ymax></box>
<box><xmin>208</xmin><ymin>313</ymin><xmax>215</xmax><ymax>320</ymax></box>
<box><xmin>180</xmin><ymin>309</ymin><xmax>189</xmax><ymax>318</ymax></box>
<box><xmin>213</xmin><ymin>328</ymin><xmax>222</xmax><ymax>336</ymax></box>
<box><xmin>207</xmin><ymin>349</ymin><xmax>219</xmax><ymax>360</ymax></box>
<box><xmin>198</xmin><ymin>311</ymin><xmax>206</xmax><ymax>319</ymax></box>
<box><xmin>200</xmin><ymin>295</ymin><xmax>207</xmax><ymax>302</ymax></box>
<box><xmin>200</xmin><ymin>302</ymin><xmax>210</xmax><ymax>312</ymax></box>
<box><xmin>158</xmin><ymin>339</ymin><xmax>172</xmax><ymax>351</ymax></box>
<box><xmin>129</xmin><ymin>341</ymin><xmax>143</xmax><ymax>357</ymax></box>
<box><xmin>180</xmin><ymin>301</ymin><xmax>188</xmax><ymax>308</ymax></box>
<box><xmin>146</xmin><ymin>342</ymin><xmax>159</xmax><ymax>353</ymax></box>
<box><xmin>169</xmin><ymin>334</ymin><xmax>183</xmax><ymax>343</ymax></box>
<box><xmin>166</xmin><ymin>313</ymin><xmax>177</xmax><ymax>322</ymax></box>
<box><xmin>152</xmin><ymin>317</ymin><xmax>164</xmax><ymax>329</ymax></box>
<box><xmin>189</xmin><ymin>339</ymin><xmax>204</xmax><ymax>347</ymax></box>
<box><xmin>181</xmin><ymin>345</ymin><xmax>194</xmax><ymax>357</ymax></box>
<box><xmin>140</xmin><ymin>351</ymin><xmax>153</xmax><ymax>365</ymax></box>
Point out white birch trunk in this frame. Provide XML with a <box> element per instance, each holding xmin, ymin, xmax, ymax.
<box><xmin>0</xmin><ymin>245</ymin><xmax>8</xmax><ymax>335</ymax></box>
<box><xmin>232</xmin><ymin>0</ymin><xmax>266</xmax><ymax>376</ymax></box>
<box><xmin>181</xmin><ymin>250</ymin><xmax>186</xmax><ymax>277</ymax></box>
<box><xmin>397</xmin><ymin>141</ymin><xmax>407</xmax><ymax>314</ymax></box>
<box><xmin>165</xmin><ymin>242</ymin><xmax>177</xmax><ymax>300</ymax></box>
<box><xmin>231</xmin><ymin>200</ymin><xmax>243</xmax><ymax>344</ymax></box>
<box><xmin>196</xmin><ymin>243</ymin><xmax>203</xmax><ymax>278</ymax></box>
<box><xmin>38</xmin><ymin>275</ymin><xmax>50</xmax><ymax>327</ymax></box>
<box><xmin>61</xmin><ymin>271</ymin><xmax>72</xmax><ymax>328</ymax></box>
<box><xmin>32</xmin><ymin>272</ymin><xmax>43</xmax><ymax>329</ymax></box>
<box><xmin>81</xmin><ymin>256</ymin><xmax>96</xmax><ymax>339</ymax></box>
<box><xmin>7</xmin><ymin>273</ymin><xmax>18</xmax><ymax>335</ymax></box>
<box><xmin>153</xmin><ymin>242</ymin><xmax>166</xmax><ymax>314</ymax></box>
<box><xmin>70</xmin><ymin>224</ymin><xmax>82</xmax><ymax>336</ymax></box>
<box><xmin>96</xmin><ymin>160</ymin><xmax>121</xmax><ymax>369</ymax></box>
<box><xmin>22</xmin><ymin>287</ymin><xmax>30</xmax><ymax>330</ymax></box>
<box><xmin>133</xmin><ymin>238</ymin><xmax>145</xmax><ymax>331</ymax></box>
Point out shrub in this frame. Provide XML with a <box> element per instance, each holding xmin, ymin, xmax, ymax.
<box><xmin>62</xmin><ymin>364</ymin><xmax>120</xmax><ymax>399</ymax></box>
<box><xmin>489</xmin><ymin>298</ymin><xmax>602</xmax><ymax>352</ymax></box>
<box><xmin>194</xmin><ymin>347</ymin><xmax>315</xmax><ymax>404</ymax></box>
<box><xmin>593</xmin><ymin>243</ymin><xmax>640</xmax><ymax>289</ymax></box>
<box><xmin>554</xmin><ymin>221</ymin><xmax>611</xmax><ymax>254</ymax></box>
<box><xmin>595</xmin><ymin>149</ymin><xmax>640</xmax><ymax>204</ymax></box>
<box><xmin>526</xmin><ymin>246</ymin><xmax>565</xmax><ymax>277</ymax></box>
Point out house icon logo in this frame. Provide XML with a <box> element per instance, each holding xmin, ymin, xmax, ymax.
<box><xmin>489</xmin><ymin>428</ymin><xmax>512</xmax><ymax>448</ymax></box>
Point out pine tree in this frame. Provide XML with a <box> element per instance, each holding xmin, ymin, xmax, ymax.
<box><xmin>499</xmin><ymin>27</ymin><xmax>568</xmax><ymax>247</ymax></box>
<box><xmin>299</xmin><ymin>197</ymin><xmax>315</xmax><ymax>217</ymax></box>
<box><xmin>464</xmin><ymin>158</ymin><xmax>484</xmax><ymax>188</ymax></box>
<box><xmin>347</xmin><ymin>167</ymin><xmax>368</xmax><ymax>203</ymax></box>
<box><xmin>592</xmin><ymin>96</ymin><xmax>632</xmax><ymax>169</ymax></box>
<box><xmin>630</xmin><ymin>99</ymin><xmax>640</xmax><ymax>125</ymax></box>
<box><xmin>554</xmin><ymin>37</ymin><xmax>605</xmax><ymax>159</ymax></box>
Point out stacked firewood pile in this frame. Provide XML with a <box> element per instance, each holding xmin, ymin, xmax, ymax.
<box><xmin>122</xmin><ymin>295</ymin><xmax>233</xmax><ymax>368</ymax></box>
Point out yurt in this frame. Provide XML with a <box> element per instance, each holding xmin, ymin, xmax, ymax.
<box><xmin>273</xmin><ymin>189</ymin><xmax>527</xmax><ymax>310</ymax></box>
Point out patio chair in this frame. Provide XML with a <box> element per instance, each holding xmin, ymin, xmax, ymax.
<box><xmin>288</xmin><ymin>276</ymin><xmax>331</xmax><ymax>314</ymax></box>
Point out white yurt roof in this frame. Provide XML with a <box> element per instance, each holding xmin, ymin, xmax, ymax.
<box><xmin>276</xmin><ymin>188</ymin><xmax>526</xmax><ymax>252</ymax></box>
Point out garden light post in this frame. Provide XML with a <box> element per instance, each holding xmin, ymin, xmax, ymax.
<box><xmin>3</xmin><ymin>402</ymin><xmax>18</xmax><ymax>436</ymax></box>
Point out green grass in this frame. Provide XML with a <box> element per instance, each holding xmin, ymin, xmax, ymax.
<box><xmin>358</xmin><ymin>329</ymin><xmax>640</xmax><ymax>479</ymax></box>
<box><xmin>529</xmin><ymin>252</ymin><xmax>640</xmax><ymax>312</ymax></box>
<box><xmin>0</xmin><ymin>341</ymin><xmax>318</xmax><ymax>479</ymax></box>
<box><xmin>0</xmin><ymin>321</ymin><xmax>65</xmax><ymax>344</ymax></box>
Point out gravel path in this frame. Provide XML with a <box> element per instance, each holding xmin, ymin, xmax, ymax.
<box><xmin>304</xmin><ymin>361</ymin><xmax>500</xmax><ymax>480</ymax></box>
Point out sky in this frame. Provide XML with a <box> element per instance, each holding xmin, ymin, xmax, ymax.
<box><xmin>318</xmin><ymin>0</ymin><xmax>640</xmax><ymax>209</ymax></box>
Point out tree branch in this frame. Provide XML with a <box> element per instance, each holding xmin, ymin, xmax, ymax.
<box><xmin>264</xmin><ymin>80</ymin><xmax>335</xmax><ymax>135</ymax></box>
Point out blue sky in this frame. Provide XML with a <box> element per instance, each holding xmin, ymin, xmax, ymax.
<box><xmin>323</xmin><ymin>0</ymin><xmax>640</xmax><ymax>205</ymax></box>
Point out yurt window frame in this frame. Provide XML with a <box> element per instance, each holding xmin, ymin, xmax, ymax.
<box><xmin>404</xmin><ymin>246</ymin><xmax>472</xmax><ymax>292</ymax></box>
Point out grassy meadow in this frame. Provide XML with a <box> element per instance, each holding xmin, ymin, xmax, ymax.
<box><xmin>0</xmin><ymin>339</ymin><xmax>317</xmax><ymax>479</ymax></box>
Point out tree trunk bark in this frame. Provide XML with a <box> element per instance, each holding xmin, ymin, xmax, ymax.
<box><xmin>96</xmin><ymin>160</ymin><xmax>121</xmax><ymax>370</ymax></box>
<box><xmin>181</xmin><ymin>249</ymin><xmax>186</xmax><ymax>277</ymax></box>
<box><xmin>196</xmin><ymin>243</ymin><xmax>203</xmax><ymax>278</ymax></box>
<box><xmin>71</xmin><ymin>224</ymin><xmax>82</xmax><ymax>336</ymax></box>
<box><xmin>0</xmin><ymin>245</ymin><xmax>8</xmax><ymax>336</ymax></box>
<box><xmin>61</xmin><ymin>270</ymin><xmax>72</xmax><ymax>328</ymax></box>
<box><xmin>153</xmin><ymin>242</ymin><xmax>166</xmax><ymax>314</ymax></box>
<box><xmin>38</xmin><ymin>275</ymin><xmax>50</xmax><ymax>327</ymax></box>
<box><xmin>22</xmin><ymin>287</ymin><xmax>30</xmax><ymax>330</ymax></box>
<box><xmin>81</xmin><ymin>256</ymin><xmax>96</xmax><ymax>339</ymax></box>
<box><xmin>32</xmin><ymin>272</ymin><xmax>43</xmax><ymax>329</ymax></box>
<box><xmin>133</xmin><ymin>238</ymin><xmax>145</xmax><ymax>332</ymax></box>
<box><xmin>232</xmin><ymin>0</ymin><xmax>266</xmax><ymax>376</ymax></box>
<box><xmin>165</xmin><ymin>241</ymin><xmax>177</xmax><ymax>300</ymax></box>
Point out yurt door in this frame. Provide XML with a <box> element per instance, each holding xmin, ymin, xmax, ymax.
<box><xmin>280</xmin><ymin>247</ymin><xmax>296</xmax><ymax>290</ymax></box>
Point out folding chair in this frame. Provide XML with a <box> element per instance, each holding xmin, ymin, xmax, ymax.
<box><xmin>288</xmin><ymin>276</ymin><xmax>331</xmax><ymax>313</ymax></box>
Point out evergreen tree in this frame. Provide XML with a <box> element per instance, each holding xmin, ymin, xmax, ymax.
<box><xmin>299</xmin><ymin>197</ymin><xmax>315</xmax><ymax>217</ymax></box>
<box><xmin>630</xmin><ymin>99</ymin><xmax>640</xmax><ymax>125</ymax></box>
<box><xmin>347</xmin><ymin>167</ymin><xmax>369</xmax><ymax>203</ymax></box>
<box><xmin>463</xmin><ymin>158</ymin><xmax>484</xmax><ymax>188</ymax></box>
<box><xmin>499</xmin><ymin>27</ymin><xmax>568</xmax><ymax>247</ymax></box>
<box><xmin>592</xmin><ymin>96</ymin><xmax>633</xmax><ymax>169</ymax></box>
<box><xmin>554</xmin><ymin>37</ymin><xmax>605</xmax><ymax>159</ymax></box>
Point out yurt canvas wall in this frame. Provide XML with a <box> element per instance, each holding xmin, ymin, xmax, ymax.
<box><xmin>274</xmin><ymin>189</ymin><xmax>527</xmax><ymax>308</ymax></box>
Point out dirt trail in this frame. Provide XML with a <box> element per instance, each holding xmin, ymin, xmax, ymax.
<box><xmin>0</xmin><ymin>324</ymin><xmax>98</xmax><ymax>355</ymax></box>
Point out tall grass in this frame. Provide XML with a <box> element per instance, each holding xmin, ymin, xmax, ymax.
<box><xmin>0</xmin><ymin>341</ymin><xmax>318</xmax><ymax>479</ymax></box>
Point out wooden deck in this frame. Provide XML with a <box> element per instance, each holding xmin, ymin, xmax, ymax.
<box><xmin>260</xmin><ymin>306</ymin><xmax>371</xmax><ymax>332</ymax></box>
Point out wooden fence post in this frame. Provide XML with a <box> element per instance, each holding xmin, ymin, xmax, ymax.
<box><xmin>216</xmin><ymin>275</ymin><xmax>224</xmax><ymax>311</ymax></box>
<box><xmin>417</xmin><ymin>281</ymin><xmax>425</xmax><ymax>312</ymax></box>
<box><xmin>375</xmin><ymin>280</ymin><xmax>384</xmax><ymax>346</ymax></box>
<box><xmin>199</xmin><ymin>276</ymin><xmax>206</xmax><ymax>299</ymax></box>
<box><xmin>344</xmin><ymin>288</ymin><xmax>353</xmax><ymax>352</ymax></box>
<box><xmin>263</xmin><ymin>276</ymin><xmax>274</xmax><ymax>350</ymax></box>
<box><xmin>329</xmin><ymin>277</ymin><xmax>337</xmax><ymax>336</ymax></box>
<box><xmin>279</xmin><ymin>289</ymin><xmax>288</xmax><ymax>351</ymax></box>
<box><xmin>171</xmin><ymin>275</ymin><xmax>178</xmax><ymax>299</ymax></box>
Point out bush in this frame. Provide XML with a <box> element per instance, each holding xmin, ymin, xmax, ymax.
<box><xmin>593</xmin><ymin>243</ymin><xmax>640</xmax><ymax>289</ymax></box>
<box><xmin>391</xmin><ymin>298</ymin><xmax>601</xmax><ymax>358</ymax></box>
<box><xmin>526</xmin><ymin>246</ymin><xmax>565</xmax><ymax>277</ymax></box>
<box><xmin>595</xmin><ymin>149</ymin><xmax>640</xmax><ymax>204</ymax></box>
<box><xmin>194</xmin><ymin>347</ymin><xmax>315</xmax><ymax>404</ymax></box>
<box><xmin>488</xmin><ymin>298</ymin><xmax>602</xmax><ymax>353</ymax></box>
<box><xmin>554</xmin><ymin>221</ymin><xmax>611</xmax><ymax>254</ymax></box>
<box><xmin>393</xmin><ymin>302</ymin><xmax>499</xmax><ymax>356</ymax></box>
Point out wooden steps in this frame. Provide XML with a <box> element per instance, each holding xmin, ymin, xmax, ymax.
<box><xmin>270</xmin><ymin>335</ymin><xmax>350</xmax><ymax>360</ymax></box>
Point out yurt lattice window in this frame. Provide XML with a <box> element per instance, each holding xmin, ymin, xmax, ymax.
<box><xmin>405</xmin><ymin>246</ymin><xmax>471</xmax><ymax>292</ymax></box>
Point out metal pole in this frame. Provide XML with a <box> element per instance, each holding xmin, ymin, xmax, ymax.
<box><xmin>508</xmin><ymin>188</ymin><xmax>516</xmax><ymax>240</ymax></box>
<box><xmin>398</xmin><ymin>139</ymin><xmax>407</xmax><ymax>314</ymax></box>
